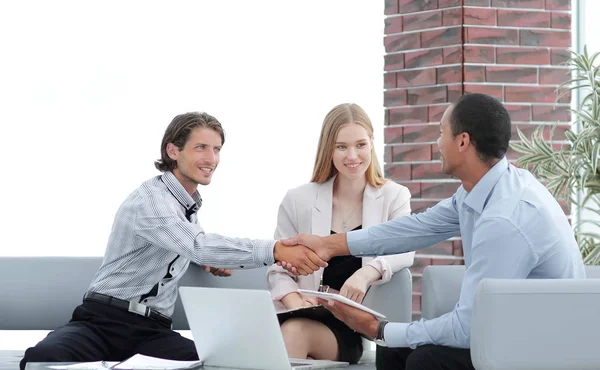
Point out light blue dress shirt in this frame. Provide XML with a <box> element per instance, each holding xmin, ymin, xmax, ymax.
<box><xmin>347</xmin><ymin>157</ymin><xmax>585</xmax><ymax>349</ymax></box>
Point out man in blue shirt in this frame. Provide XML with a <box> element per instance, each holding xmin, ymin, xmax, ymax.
<box><xmin>281</xmin><ymin>93</ymin><xmax>586</xmax><ymax>370</ymax></box>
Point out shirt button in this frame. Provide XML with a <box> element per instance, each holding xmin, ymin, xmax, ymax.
<box><xmin>171</xmin><ymin>268</ymin><xmax>174</xmax><ymax>272</ymax></box>
<box><xmin>263</xmin><ymin>263</ymin><xmax>267</xmax><ymax>266</ymax></box>
<box><xmin>144</xmin><ymin>299</ymin><xmax>148</xmax><ymax>303</ymax></box>
<box><xmin>240</xmin><ymin>266</ymin><xmax>244</xmax><ymax>268</ymax></box>
<box><xmin>161</xmin><ymin>283</ymin><xmax>164</xmax><ymax>286</ymax></box>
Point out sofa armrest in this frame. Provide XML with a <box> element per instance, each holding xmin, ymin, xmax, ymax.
<box><xmin>585</xmin><ymin>265</ymin><xmax>600</xmax><ymax>278</ymax></box>
<box><xmin>0</xmin><ymin>257</ymin><xmax>102</xmax><ymax>330</ymax></box>
<box><xmin>471</xmin><ymin>278</ymin><xmax>600</xmax><ymax>370</ymax></box>
<box><xmin>362</xmin><ymin>268</ymin><xmax>412</xmax><ymax>323</ymax></box>
<box><xmin>421</xmin><ymin>265</ymin><xmax>465</xmax><ymax>319</ymax></box>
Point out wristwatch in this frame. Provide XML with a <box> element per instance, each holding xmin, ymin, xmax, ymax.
<box><xmin>374</xmin><ymin>320</ymin><xmax>388</xmax><ymax>347</ymax></box>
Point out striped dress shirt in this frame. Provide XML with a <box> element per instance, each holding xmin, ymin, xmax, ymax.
<box><xmin>87</xmin><ymin>171</ymin><xmax>276</xmax><ymax>316</ymax></box>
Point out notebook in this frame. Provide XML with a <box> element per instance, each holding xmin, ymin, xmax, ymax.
<box><xmin>179</xmin><ymin>286</ymin><xmax>349</xmax><ymax>370</ymax></box>
<box><xmin>276</xmin><ymin>304</ymin><xmax>334</xmax><ymax>324</ymax></box>
<box><xmin>296</xmin><ymin>289</ymin><xmax>386</xmax><ymax>319</ymax></box>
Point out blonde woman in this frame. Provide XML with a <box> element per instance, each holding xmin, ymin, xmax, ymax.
<box><xmin>267</xmin><ymin>103</ymin><xmax>414</xmax><ymax>364</ymax></box>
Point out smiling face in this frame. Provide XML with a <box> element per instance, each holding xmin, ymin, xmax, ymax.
<box><xmin>168</xmin><ymin>127</ymin><xmax>222</xmax><ymax>194</ymax></box>
<box><xmin>332</xmin><ymin>123</ymin><xmax>373</xmax><ymax>181</ymax></box>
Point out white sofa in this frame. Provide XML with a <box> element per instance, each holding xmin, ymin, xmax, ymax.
<box><xmin>422</xmin><ymin>265</ymin><xmax>600</xmax><ymax>370</ymax></box>
<box><xmin>0</xmin><ymin>257</ymin><xmax>413</xmax><ymax>370</ymax></box>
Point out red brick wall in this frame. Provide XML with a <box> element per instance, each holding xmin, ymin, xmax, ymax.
<box><xmin>383</xmin><ymin>0</ymin><xmax>572</xmax><ymax>319</ymax></box>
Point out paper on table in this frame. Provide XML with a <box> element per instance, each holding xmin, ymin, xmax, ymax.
<box><xmin>112</xmin><ymin>354</ymin><xmax>203</xmax><ymax>369</ymax></box>
<box><xmin>48</xmin><ymin>362</ymin><xmax>118</xmax><ymax>369</ymax></box>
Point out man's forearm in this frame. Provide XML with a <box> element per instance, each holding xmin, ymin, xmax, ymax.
<box><xmin>323</xmin><ymin>233</ymin><xmax>350</xmax><ymax>258</ymax></box>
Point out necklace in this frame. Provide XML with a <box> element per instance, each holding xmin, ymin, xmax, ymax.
<box><xmin>341</xmin><ymin>203</ymin><xmax>360</xmax><ymax>232</ymax></box>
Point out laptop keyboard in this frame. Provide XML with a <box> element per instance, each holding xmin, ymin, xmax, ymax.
<box><xmin>290</xmin><ymin>361</ymin><xmax>311</xmax><ymax>366</ymax></box>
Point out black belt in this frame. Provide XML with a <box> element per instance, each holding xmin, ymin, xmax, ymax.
<box><xmin>83</xmin><ymin>292</ymin><xmax>172</xmax><ymax>329</ymax></box>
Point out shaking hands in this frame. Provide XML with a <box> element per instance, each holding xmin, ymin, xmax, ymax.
<box><xmin>273</xmin><ymin>239</ymin><xmax>327</xmax><ymax>276</ymax></box>
<box><xmin>274</xmin><ymin>232</ymin><xmax>350</xmax><ymax>275</ymax></box>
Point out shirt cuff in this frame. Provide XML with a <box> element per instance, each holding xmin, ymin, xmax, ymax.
<box><xmin>346</xmin><ymin>228</ymin><xmax>374</xmax><ymax>257</ymax></box>
<box><xmin>253</xmin><ymin>240</ymin><xmax>276</xmax><ymax>267</ymax></box>
<box><xmin>384</xmin><ymin>322</ymin><xmax>410</xmax><ymax>347</ymax></box>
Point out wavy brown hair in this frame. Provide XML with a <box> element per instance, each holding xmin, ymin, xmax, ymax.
<box><xmin>154</xmin><ymin>112</ymin><xmax>225</xmax><ymax>172</ymax></box>
<box><xmin>311</xmin><ymin>103</ymin><xmax>386</xmax><ymax>187</ymax></box>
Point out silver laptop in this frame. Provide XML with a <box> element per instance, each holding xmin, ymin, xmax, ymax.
<box><xmin>179</xmin><ymin>286</ymin><xmax>349</xmax><ymax>370</ymax></box>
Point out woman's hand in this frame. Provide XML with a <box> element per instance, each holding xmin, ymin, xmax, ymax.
<box><xmin>339</xmin><ymin>266</ymin><xmax>382</xmax><ymax>303</ymax></box>
<box><xmin>281</xmin><ymin>292</ymin><xmax>318</xmax><ymax>309</ymax></box>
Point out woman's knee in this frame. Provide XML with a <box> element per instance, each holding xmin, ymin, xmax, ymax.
<box><xmin>281</xmin><ymin>318</ymin><xmax>312</xmax><ymax>340</ymax></box>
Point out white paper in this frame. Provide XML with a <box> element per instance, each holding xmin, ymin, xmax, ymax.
<box><xmin>112</xmin><ymin>354</ymin><xmax>203</xmax><ymax>369</ymax></box>
<box><xmin>48</xmin><ymin>362</ymin><xmax>118</xmax><ymax>369</ymax></box>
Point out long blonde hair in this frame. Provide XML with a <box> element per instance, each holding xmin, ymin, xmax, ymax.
<box><xmin>311</xmin><ymin>103</ymin><xmax>386</xmax><ymax>187</ymax></box>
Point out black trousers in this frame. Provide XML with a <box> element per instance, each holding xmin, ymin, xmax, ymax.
<box><xmin>20</xmin><ymin>301</ymin><xmax>197</xmax><ymax>370</ymax></box>
<box><xmin>376</xmin><ymin>345</ymin><xmax>475</xmax><ymax>370</ymax></box>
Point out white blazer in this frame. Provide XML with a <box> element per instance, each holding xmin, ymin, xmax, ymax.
<box><xmin>267</xmin><ymin>177</ymin><xmax>415</xmax><ymax>308</ymax></box>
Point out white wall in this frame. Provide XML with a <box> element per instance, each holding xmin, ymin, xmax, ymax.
<box><xmin>582</xmin><ymin>0</ymin><xmax>600</xmax><ymax>54</ymax></box>
<box><xmin>0</xmin><ymin>1</ymin><xmax>384</xmax><ymax>256</ymax></box>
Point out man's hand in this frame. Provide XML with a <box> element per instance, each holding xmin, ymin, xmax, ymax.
<box><xmin>281</xmin><ymin>233</ymin><xmax>350</xmax><ymax>264</ymax></box>
<box><xmin>201</xmin><ymin>265</ymin><xmax>233</xmax><ymax>277</ymax></box>
<box><xmin>340</xmin><ymin>266</ymin><xmax>382</xmax><ymax>303</ymax></box>
<box><xmin>273</xmin><ymin>241</ymin><xmax>327</xmax><ymax>276</ymax></box>
<box><xmin>280</xmin><ymin>233</ymin><xmax>331</xmax><ymax>261</ymax></box>
<box><xmin>317</xmin><ymin>298</ymin><xmax>380</xmax><ymax>340</ymax></box>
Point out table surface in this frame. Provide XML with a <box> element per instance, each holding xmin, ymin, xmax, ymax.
<box><xmin>22</xmin><ymin>361</ymin><xmax>375</xmax><ymax>370</ymax></box>
<box><xmin>2</xmin><ymin>351</ymin><xmax>375</xmax><ymax>370</ymax></box>
<box><xmin>1</xmin><ymin>331</ymin><xmax>376</xmax><ymax>370</ymax></box>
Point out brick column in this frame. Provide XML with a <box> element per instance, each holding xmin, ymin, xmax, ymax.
<box><xmin>383</xmin><ymin>0</ymin><xmax>572</xmax><ymax>319</ymax></box>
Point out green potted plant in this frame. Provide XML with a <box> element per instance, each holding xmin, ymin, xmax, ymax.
<box><xmin>511</xmin><ymin>47</ymin><xmax>600</xmax><ymax>265</ymax></box>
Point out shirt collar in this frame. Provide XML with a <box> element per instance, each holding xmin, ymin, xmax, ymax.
<box><xmin>463</xmin><ymin>157</ymin><xmax>509</xmax><ymax>214</ymax></box>
<box><xmin>161</xmin><ymin>171</ymin><xmax>202</xmax><ymax>214</ymax></box>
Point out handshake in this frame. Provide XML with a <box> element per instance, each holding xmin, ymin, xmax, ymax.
<box><xmin>273</xmin><ymin>233</ymin><xmax>348</xmax><ymax>275</ymax></box>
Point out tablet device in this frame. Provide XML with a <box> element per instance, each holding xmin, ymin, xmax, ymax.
<box><xmin>297</xmin><ymin>289</ymin><xmax>386</xmax><ymax>319</ymax></box>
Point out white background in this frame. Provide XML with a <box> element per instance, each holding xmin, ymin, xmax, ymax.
<box><xmin>0</xmin><ymin>1</ymin><xmax>385</xmax><ymax>256</ymax></box>
<box><xmin>582</xmin><ymin>0</ymin><xmax>600</xmax><ymax>53</ymax></box>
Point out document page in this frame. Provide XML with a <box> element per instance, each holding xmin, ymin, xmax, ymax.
<box><xmin>112</xmin><ymin>354</ymin><xmax>203</xmax><ymax>369</ymax></box>
<box><xmin>49</xmin><ymin>362</ymin><xmax>118</xmax><ymax>369</ymax></box>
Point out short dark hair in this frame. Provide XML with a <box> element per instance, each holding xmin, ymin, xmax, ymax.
<box><xmin>154</xmin><ymin>112</ymin><xmax>225</xmax><ymax>172</ymax></box>
<box><xmin>450</xmin><ymin>93</ymin><xmax>511</xmax><ymax>163</ymax></box>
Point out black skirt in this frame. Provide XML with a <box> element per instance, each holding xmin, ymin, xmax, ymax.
<box><xmin>279</xmin><ymin>309</ymin><xmax>363</xmax><ymax>364</ymax></box>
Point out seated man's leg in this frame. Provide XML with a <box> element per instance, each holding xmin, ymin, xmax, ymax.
<box><xmin>20</xmin><ymin>321</ymin><xmax>109</xmax><ymax>370</ymax></box>
<box><xmin>376</xmin><ymin>346</ymin><xmax>413</xmax><ymax>370</ymax></box>
<box><xmin>405</xmin><ymin>345</ymin><xmax>474</xmax><ymax>370</ymax></box>
<box><xmin>133</xmin><ymin>328</ymin><xmax>198</xmax><ymax>361</ymax></box>
<box><xmin>376</xmin><ymin>345</ymin><xmax>474</xmax><ymax>370</ymax></box>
